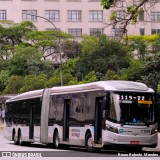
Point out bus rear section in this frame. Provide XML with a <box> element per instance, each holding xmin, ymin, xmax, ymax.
<box><xmin>4</xmin><ymin>90</ymin><xmax>43</xmax><ymax>145</ymax></box>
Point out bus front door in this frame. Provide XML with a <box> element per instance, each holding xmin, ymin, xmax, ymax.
<box><xmin>63</xmin><ymin>99</ymin><xmax>70</xmax><ymax>141</ymax></box>
<box><xmin>94</xmin><ymin>97</ymin><xmax>102</xmax><ymax>144</ymax></box>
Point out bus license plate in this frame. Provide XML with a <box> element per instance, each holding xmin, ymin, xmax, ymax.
<box><xmin>130</xmin><ymin>141</ymin><xmax>139</xmax><ymax>144</ymax></box>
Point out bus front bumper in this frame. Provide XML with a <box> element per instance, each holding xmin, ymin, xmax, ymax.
<box><xmin>102</xmin><ymin>131</ymin><xmax>158</xmax><ymax>148</ymax></box>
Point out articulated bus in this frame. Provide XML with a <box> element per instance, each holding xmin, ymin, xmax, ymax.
<box><xmin>4</xmin><ymin>81</ymin><xmax>158</xmax><ymax>152</ymax></box>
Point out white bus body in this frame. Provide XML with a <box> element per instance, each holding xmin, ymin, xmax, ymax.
<box><xmin>4</xmin><ymin>81</ymin><xmax>158</xmax><ymax>151</ymax></box>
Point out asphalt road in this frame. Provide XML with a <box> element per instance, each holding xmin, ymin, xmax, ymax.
<box><xmin>0</xmin><ymin>129</ymin><xmax>160</xmax><ymax>160</ymax></box>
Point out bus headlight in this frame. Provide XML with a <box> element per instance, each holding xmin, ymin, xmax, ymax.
<box><xmin>151</xmin><ymin>128</ymin><xmax>158</xmax><ymax>135</ymax></box>
<box><xmin>106</xmin><ymin>126</ymin><xmax>119</xmax><ymax>134</ymax></box>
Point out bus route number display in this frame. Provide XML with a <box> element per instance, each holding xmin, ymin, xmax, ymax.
<box><xmin>117</xmin><ymin>95</ymin><xmax>145</xmax><ymax>101</ymax></box>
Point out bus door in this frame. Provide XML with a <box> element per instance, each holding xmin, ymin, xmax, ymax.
<box><xmin>94</xmin><ymin>97</ymin><xmax>103</xmax><ymax>144</ymax></box>
<box><xmin>63</xmin><ymin>99</ymin><xmax>70</xmax><ymax>141</ymax></box>
<box><xmin>29</xmin><ymin>103</ymin><xmax>34</xmax><ymax>139</ymax></box>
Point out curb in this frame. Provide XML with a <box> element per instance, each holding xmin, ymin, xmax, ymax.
<box><xmin>143</xmin><ymin>148</ymin><xmax>160</xmax><ymax>153</ymax></box>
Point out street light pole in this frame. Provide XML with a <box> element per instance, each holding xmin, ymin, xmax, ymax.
<box><xmin>23</xmin><ymin>13</ymin><xmax>63</xmax><ymax>86</ymax></box>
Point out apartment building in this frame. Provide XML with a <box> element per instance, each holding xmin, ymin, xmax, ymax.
<box><xmin>0</xmin><ymin>0</ymin><xmax>160</xmax><ymax>38</ymax></box>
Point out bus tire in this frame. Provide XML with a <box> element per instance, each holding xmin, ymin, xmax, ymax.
<box><xmin>54</xmin><ymin>132</ymin><xmax>60</xmax><ymax>149</ymax></box>
<box><xmin>18</xmin><ymin>131</ymin><xmax>24</xmax><ymax>146</ymax></box>
<box><xmin>85</xmin><ymin>132</ymin><xmax>95</xmax><ymax>152</ymax></box>
<box><xmin>13</xmin><ymin>132</ymin><xmax>18</xmax><ymax>145</ymax></box>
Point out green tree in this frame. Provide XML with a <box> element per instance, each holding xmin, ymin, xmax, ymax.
<box><xmin>10</xmin><ymin>47</ymin><xmax>48</xmax><ymax>76</ymax></box>
<box><xmin>101</xmin><ymin>0</ymin><xmax>157</xmax><ymax>37</ymax></box>
<box><xmin>0</xmin><ymin>21</ymin><xmax>36</xmax><ymax>60</ymax></box>
<box><xmin>61</xmin><ymin>40</ymin><xmax>81</xmax><ymax>59</ymax></box>
<box><xmin>46</xmin><ymin>59</ymin><xmax>78</xmax><ymax>87</ymax></box>
<box><xmin>149</xmin><ymin>34</ymin><xmax>160</xmax><ymax>54</ymax></box>
<box><xmin>78</xmin><ymin>35</ymin><xmax>131</xmax><ymax>80</ymax></box>
<box><xmin>34</xmin><ymin>60</ymin><xmax>54</xmax><ymax>77</ymax></box>
<box><xmin>126</xmin><ymin>34</ymin><xmax>160</xmax><ymax>90</ymax></box>
<box><xmin>142</xmin><ymin>53</ymin><xmax>160</xmax><ymax>91</ymax></box>
<box><xmin>127</xmin><ymin>35</ymin><xmax>148</xmax><ymax>60</ymax></box>
<box><xmin>79</xmin><ymin>71</ymin><xmax>97</xmax><ymax>84</ymax></box>
<box><xmin>62</xmin><ymin>59</ymin><xmax>78</xmax><ymax>85</ymax></box>
<box><xmin>125</xmin><ymin>59</ymin><xmax>144</xmax><ymax>81</ymax></box>
<box><xmin>157</xmin><ymin>84</ymin><xmax>160</xmax><ymax>94</ymax></box>
<box><xmin>19</xmin><ymin>74</ymin><xmax>48</xmax><ymax>93</ymax></box>
<box><xmin>46</xmin><ymin>69</ymin><xmax>61</xmax><ymax>87</ymax></box>
<box><xmin>77</xmin><ymin>35</ymin><xmax>98</xmax><ymax>79</ymax></box>
<box><xmin>5</xmin><ymin>75</ymin><xmax>23</xmax><ymax>94</ymax></box>
<box><xmin>101</xmin><ymin>70</ymin><xmax>128</xmax><ymax>80</ymax></box>
<box><xmin>0</xmin><ymin>59</ymin><xmax>10</xmax><ymax>71</ymax></box>
<box><xmin>0</xmin><ymin>70</ymin><xmax>10</xmax><ymax>92</ymax></box>
<box><xmin>26</xmin><ymin>30</ymin><xmax>74</xmax><ymax>60</ymax></box>
<box><xmin>126</xmin><ymin>34</ymin><xmax>160</xmax><ymax>59</ymax></box>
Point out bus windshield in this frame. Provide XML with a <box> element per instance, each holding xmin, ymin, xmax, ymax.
<box><xmin>107</xmin><ymin>92</ymin><xmax>156</xmax><ymax>126</ymax></box>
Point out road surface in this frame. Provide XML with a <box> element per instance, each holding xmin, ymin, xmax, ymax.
<box><xmin>0</xmin><ymin>128</ymin><xmax>160</xmax><ymax>160</ymax></box>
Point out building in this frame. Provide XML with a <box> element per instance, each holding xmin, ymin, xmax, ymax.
<box><xmin>0</xmin><ymin>0</ymin><xmax>160</xmax><ymax>38</ymax></box>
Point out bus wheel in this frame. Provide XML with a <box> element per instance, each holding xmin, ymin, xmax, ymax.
<box><xmin>54</xmin><ymin>132</ymin><xmax>60</xmax><ymax>149</ymax></box>
<box><xmin>18</xmin><ymin>132</ymin><xmax>23</xmax><ymax>146</ymax></box>
<box><xmin>85</xmin><ymin>132</ymin><xmax>95</xmax><ymax>152</ymax></box>
<box><xmin>13</xmin><ymin>133</ymin><xmax>18</xmax><ymax>145</ymax></box>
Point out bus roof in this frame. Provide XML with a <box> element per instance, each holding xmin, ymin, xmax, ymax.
<box><xmin>50</xmin><ymin>81</ymin><xmax>153</xmax><ymax>94</ymax></box>
<box><xmin>6</xmin><ymin>89</ymin><xmax>43</xmax><ymax>103</ymax></box>
<box><xmin>6</xmin><ymin>81</ymin><xmax>154</xmax><ymax>102</ymax></box>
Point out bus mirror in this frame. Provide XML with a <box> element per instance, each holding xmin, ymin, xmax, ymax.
<box><xmin>102</xmin><ymin>96</ymin><xmax>109</xmax><ymax>110</ymax></box>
